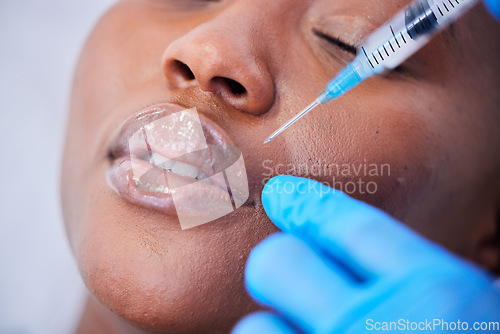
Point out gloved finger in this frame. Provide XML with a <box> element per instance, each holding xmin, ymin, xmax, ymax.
<box><xmin>484</xmin><ymin>0</ymin><xmax>500</xmax><ymax>20</ymax></box>
<box><xmin>232</xmin><ymin>312</ymin><xmax>297</xmax><ymax>334</ymax></box>
<box><xmin>245</xmin><ymin>233</ymin><xmax>373</xmax><ymax>333</ymax></box>
<box><xmin>262</xmin><ymin>175</ymin><xmax>444</xmax><ymax>278</ymax></box>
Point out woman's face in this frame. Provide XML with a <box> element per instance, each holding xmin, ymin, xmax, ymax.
<box><xmin>62</xmin><ymin>0</ymin><xmax>500</xmax><ymax>332</ymax></box>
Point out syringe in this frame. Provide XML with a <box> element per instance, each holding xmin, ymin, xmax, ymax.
<box><xmin>264</xmin><ymin>0</ymin><xmax>480</xmax><ymax>144</ymax></box>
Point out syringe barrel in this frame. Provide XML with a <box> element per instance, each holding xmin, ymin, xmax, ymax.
<box><xmin>355</xmin><ymin>0</ymin><xmax>480</xmax><ymax>78</ymax></box>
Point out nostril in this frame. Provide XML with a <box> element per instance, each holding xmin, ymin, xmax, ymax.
<box><xmin>213</xmin><ymin>77</ymin><xmax>247</xmax><ymax>96</ymax></box>
<box><xmin>171</xmin><ymin>60</ymin><xmax>196</xmax><ymax>81</ymax></box>
<box><xmin>226</xmin><ymin>78</ymin><xmax>247</xmax><ymax>96</ymax></box>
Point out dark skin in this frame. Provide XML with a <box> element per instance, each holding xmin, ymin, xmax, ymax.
<box><xmin>62</xmin><ymin>0</ymin><xmax>500</xmax><ymax>333</ymax></box>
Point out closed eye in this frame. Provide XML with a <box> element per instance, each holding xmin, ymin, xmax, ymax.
<box><xmin>313</xmin><ymin>29</ymin><xmax>357</xmax><ymax>55</ymax></box>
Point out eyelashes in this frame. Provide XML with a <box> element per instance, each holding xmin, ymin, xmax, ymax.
<box><xmin>313</xmin><ymin>29</ymin><xmax>357</xmax><ymax>55</ymax></box>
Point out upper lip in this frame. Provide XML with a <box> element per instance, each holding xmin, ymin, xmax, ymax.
<box><xmin>108</xmin><ymin>101</ymin><xmax>246</xmax><ymax>200</ymax></box>
<box><xmin>108</xmin><ymin>102</ymin><xmax>235</xmax><ymax>163</ymax></box>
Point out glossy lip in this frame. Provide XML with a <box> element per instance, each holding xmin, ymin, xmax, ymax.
<box><xmin>108</xmin><ymin>103</ymin><xmax>232</xmax><ymax>159</ymax></box>
<box><xmin>107</xmin><ymin>102</ymin><xmax>244</xmax><ymax>217</ymax></box>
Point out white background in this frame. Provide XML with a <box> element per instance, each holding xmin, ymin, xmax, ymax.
<box><xmin>0</xmin><ymin>1</ymin><xmax>115</xmax><ymax>333</ymax></box>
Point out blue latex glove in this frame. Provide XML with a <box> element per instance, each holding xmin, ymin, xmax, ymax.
<box><xmin>484</xmin><ymin>0</ymin><xmax>500</xmax><ymax>20</ymax></box>
<box><xmin>233</xmin><ymin>176</ymin><xmax>500</xmax><ymax>334</ymax></box>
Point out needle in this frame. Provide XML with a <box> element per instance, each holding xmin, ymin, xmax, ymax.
<box><xmin>263</xmin><ymin>100</ymin><xmax>320</xmax><ymax>144</ymax></box>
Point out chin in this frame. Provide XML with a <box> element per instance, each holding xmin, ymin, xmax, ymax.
<box><xmin>70</xmin><ymin>188</ymin><xmax>258</xmax><ymax>334</ymax></box>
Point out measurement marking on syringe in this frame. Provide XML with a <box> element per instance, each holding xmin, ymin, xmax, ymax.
<box><xmin>390</xmin><ymin>26</ymin><xmax>401</xmax><ymax>48</ymax></box>
<box><xmin>388</xmin><ymin>40</ymin><xmax>395</xmax><ymax>52</ymax></box>
<box><xmin>400</xmin><ymin>32</ymin><xmax>407</xmax><ymax>43</ymax></box>
<box><xmin>383</xmin><ymin>45</ymin><xmax>389</xmax><ymax>57</ymax></box>
<box><xmin>407</xmin><ymin>27</ymin><xmax>413</xmax><ymax>39</ymax></box>
<box><xmin>431</xmin><ymin>11</ymin><xmax>438</xmax><ymax>21</ymax></box>
<box><xmin>378</xmin><ymin>49</ymin><xmax>384</xmax><ymax>61</ymax></box>
<box><xmin>362</xmin><ymin>47</ymin><xmax>374</xmax><ymax>68</ymax></box>
<box><xmin>448</xmin><ymin>0</ymin><xmax>454</xmax><ymax>8</ymax></box>
<box><xmin>437</xmin><ymin>6</ymin><xmax>444</xmax><ymax>15</ymax></box>
<box><xmin>443</xmin><ymin>2</ymin><xmax>449</xmax><ymax>12</ymax></box>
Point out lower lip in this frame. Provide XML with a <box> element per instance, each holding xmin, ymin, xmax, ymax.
<box><xmin>107</xmin><ymin>157</ymin><xmax>177</xmax><ymax>215</ymax></box>
<box><xmin>107</xmin><ymin>156</ymin><xmax>235</xmax><ymax>218</ymax></box>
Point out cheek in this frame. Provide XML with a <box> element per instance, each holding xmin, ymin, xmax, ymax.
<box><xmin>272</xmin><ymin>94</ymin><xmax>436</xmax><ymax>217</ymax></box>
<box><xmin>70</xmin><ymin>5</ymin><xmax>159</xmax><ymax>118</ymax></box>
<box><xmin>63</xmin><ymin>4</ymin><xmax>177</xmax><ymax>242</ymax></box>
<box><xmin>68</xmin><ymin>2</ymin><xmax>189</xmax><ymax>138</ymax></box>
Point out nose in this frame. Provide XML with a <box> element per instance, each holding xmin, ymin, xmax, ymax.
<box><xmin>162</xmin><ymin>14</ymin><xmax>275</xmax><ymax>116</ymax></box>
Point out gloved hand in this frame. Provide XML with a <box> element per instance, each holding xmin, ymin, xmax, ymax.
<box><xmin>484</xmin><ymin>0</ymin><xmax>500</xmax><ymax>20</ymax></box>
<box><xmin>233</xmin><ymin>176</ymin><xmax>500</xmax><ymax>334</ymax></box>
